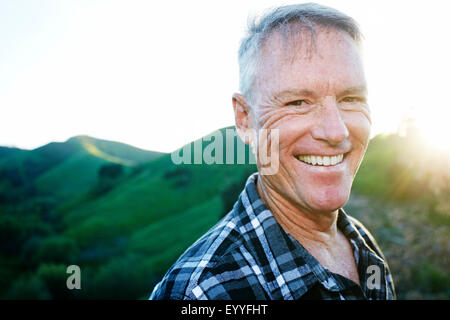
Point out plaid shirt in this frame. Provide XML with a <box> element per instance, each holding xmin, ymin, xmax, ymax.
<box><xmin>150</xmin><ymin>173</ymin><xmax>396</xmax><ymax>300</ymax></box>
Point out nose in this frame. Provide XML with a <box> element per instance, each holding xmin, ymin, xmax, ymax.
<box><xmin>310</xmin><ymin>101</ymin><xmax>349</xmax><ymax>146</ymax></box>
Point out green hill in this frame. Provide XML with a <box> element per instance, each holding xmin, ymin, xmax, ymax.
<box><xmin>58</xmin><ymin>128</ymin><xmax>256</xmax><ymax>296</ymax></box>
<box><xmin>0</xmin><ymin>136</ymin><xmax>164</xmax><ymax>204</ymax></box>
<box><xmin>0</xmin><ymin>146</ymin><xmax>24</xmax><ymax>162</ymax></box>
<box><xmin>0</xmin><ymin>127</ymin><xmax>257</xmax><ymax>299</ymax></box>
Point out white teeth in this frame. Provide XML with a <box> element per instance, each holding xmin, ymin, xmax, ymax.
<box><xmin>297</xmin><ymin>154</ymin><xmax>345</xmax><ymax>166</ymax></box>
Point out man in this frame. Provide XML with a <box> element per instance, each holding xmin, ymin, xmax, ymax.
<box><xmin>150</xmin><ymin>3</ymin><xmax>395</xmax><ymax>300</ymax></box>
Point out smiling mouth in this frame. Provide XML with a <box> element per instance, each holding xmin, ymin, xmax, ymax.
<box><xmin>296</xmin><ymin>154</ymin><xmax>345</xmax><ymax>166</ymax></box>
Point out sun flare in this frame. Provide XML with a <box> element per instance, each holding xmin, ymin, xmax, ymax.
<box><xmin>414</xmin><ymin>117</ymin><xmax>450</xmax><ymax>153</ymax></box>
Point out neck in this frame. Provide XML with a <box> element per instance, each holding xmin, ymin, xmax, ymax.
<box><xmin>256</xmin><ymin>176</ymin><xmax>340</xmax><ymax>247</ymax></box>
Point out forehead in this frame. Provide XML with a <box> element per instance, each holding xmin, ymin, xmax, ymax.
<box><xmin>256</xmin><ymin>27</ymin><xmax>365</xmax><ymax>97</ymax></box>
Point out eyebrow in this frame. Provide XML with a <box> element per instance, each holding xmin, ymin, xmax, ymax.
<box><xmin>271</xmin><ymin>89</ymin><xmax>317</xmax><ymax>100</ymax></box>
<box><xmin>272</xmin><ymin>85</ymin><xmax>368</xmax><ymax>100</ymax></box>
<box><xmin>338</xmin><ymin>86</ymin><xmax>368</xmax><ymax>97</ymax></box>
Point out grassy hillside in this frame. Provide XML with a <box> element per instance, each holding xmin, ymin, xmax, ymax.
<box><xmin>0</xmin><ymin>147</ymin><xmax>24</xmax><ymax>162</ymax></box>
<box><xmin>0</xmin><ymin>127</ymin><xmax>448</xmax><ymax>299</ymax></box>
<box><xmin>0</xmin><ymin>128</ymin><xmax>256</xmax><ymax>299</ymax></box>
<box><xmin>0</xmin><ymin>136</ymin><xmax>163</xmax><ymax>204</ymax></box>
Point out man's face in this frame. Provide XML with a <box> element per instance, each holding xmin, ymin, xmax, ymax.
<box><xmin>246</xmin><ymin>28</ymin><xmax>371</xmax><ymax>214</ymax></box>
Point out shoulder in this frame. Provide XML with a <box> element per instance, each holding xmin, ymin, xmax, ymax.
<box><xmin>346</xmin><ymin>215</ymin><xmax>387</xmax><ymax>261</ymax></box>
<box><xmin>149</xmin><ymin>211</ymin><xmax>249</xmax><ymax>300</ymax></box>
<box><xmin>346</xmin><ymin>214</ymin><xmax>397</xmax><ymax>299</ymax></box>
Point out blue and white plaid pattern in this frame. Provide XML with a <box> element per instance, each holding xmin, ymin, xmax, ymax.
<box><xmin>150</xmin><ymin>173</ymin><xmax>396</xmax><ymax>300</ymax></box>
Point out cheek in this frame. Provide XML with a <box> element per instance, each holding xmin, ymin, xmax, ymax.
<box><xmin>343</xmin><ymin>112</ymin><xmax>371</xmax><ymax>175</ymax></box>
<box><xmin>268</xmin><ymin>114</ymin><xmax>313</xmax><ymax>152</ymax></box>
<box><xmin>343</xmin><ymin>112</ymin><xmax>371</xmax><ymax>148</ymax></box>
<box><xmin>253</xmin><ymin>109</ymin><xmax>298</xmax><ymax>153</ymax></box>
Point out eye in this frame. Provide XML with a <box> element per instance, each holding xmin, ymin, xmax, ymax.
<box><xmin>286</xmin><ymin>99</ymin><xmax>306</xmax><ymax>106</ymax></box>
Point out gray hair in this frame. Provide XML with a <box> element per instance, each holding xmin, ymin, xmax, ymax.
<box><xmin>238</xmin><ymin>3</ymin><xmax>362</xmax><ymax>104</ymax></box>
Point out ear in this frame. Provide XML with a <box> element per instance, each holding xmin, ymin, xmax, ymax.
<box><xmin>232</xmin><ymin>93</ymin><xmax>254</xmax><ymax>145</ymax></box>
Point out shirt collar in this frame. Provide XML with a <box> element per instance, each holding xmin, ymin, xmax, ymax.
<box><xmin>237</xmin><ymin>172</ymin><xmax>386</xmax><ymax>299</ymax></box>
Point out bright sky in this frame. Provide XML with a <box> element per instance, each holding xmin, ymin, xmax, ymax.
<box><xmin>1</xmin><ymin>0</ymin><xmax>449</xmax><ymax>152</ymax></box>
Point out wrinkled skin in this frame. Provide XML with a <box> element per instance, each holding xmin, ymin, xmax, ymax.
<box><xmin>232</xmin><ymin>27</ymin><xmax>371</xmax><ymax>283</ymax></box>
<box><xmin>234</xmin><ymin>27</ymin><xmax>371</xmax><ymax>220</ymax></box>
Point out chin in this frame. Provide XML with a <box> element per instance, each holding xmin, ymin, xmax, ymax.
<box><xmin>297</xmin><ymin>184</ymin><xmax>351</xmax><ymax>214</ymax></box>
